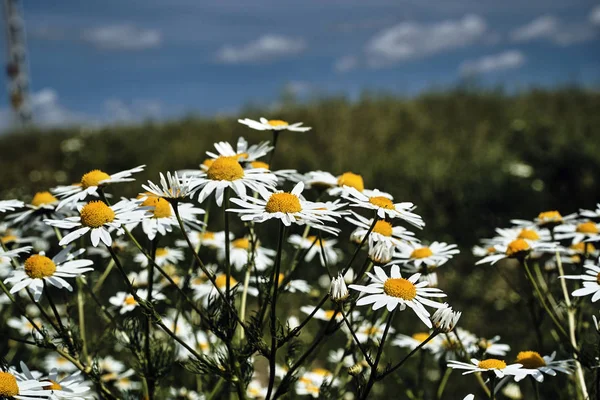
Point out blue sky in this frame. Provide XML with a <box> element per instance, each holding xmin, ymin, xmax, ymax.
<box><xmin>1</xmin><ymin>0</ymin><xmax>599</xmax><ymax>130</ymax></box>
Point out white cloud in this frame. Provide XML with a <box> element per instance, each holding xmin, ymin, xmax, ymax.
<box><xmin>103</xmin><ymin>98</ymin><xmax>162</xmax><ymax>123</ymax></box>
<box><xmin>460</xmin><ymin>50</ymin><xmax>525</xmax><ymax>75</ymax></box>
<box><xmin>510</xmin><ymin>15</ymin><xmax>597</xmax><ymax>45</ymax></box>
<box><xmin>365</xmin><ymin>15</ymin><xmax>487</xmax><ymax>67</ymax></box>
<box><xmin>334</xmin><ymin>55</ymin><xmax>358</xmax><ymax>73</ymax></box>
<box><xmin>82</xmin><ymin>24</ymin><xmax>162</xmax><ymax>50</ymax></box>
<box><xmin>590</xmin><ymin>6</ymin><xmax>600</xmax><ymax>25</ymax></box>
<box><xmin>216</xmin><ymin>35</ymin><xmax>306</xmax><ymax>64</ymax></box>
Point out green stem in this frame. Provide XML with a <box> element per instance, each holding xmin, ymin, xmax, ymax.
<box><xmin>436</xmin><ymin>367</ymin><xmax>452</xmax><ymax>400</ymax></box>
<box><xmin>377</xmin><ymin>331</ymin><xmax>439</xmax><ymax>380</ymax></box>
<box><xmin>361</xmin><ymin>309</ymin><xmax>396</xmax><ymax>400</ymax></box>
<box><xmin>77</xmin><ymin>277</ymin><xmax>89</xmax><ymax>364</ymax></box>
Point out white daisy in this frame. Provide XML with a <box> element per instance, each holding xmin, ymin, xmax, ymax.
<box><xmin>133</xmin><ymin>196</ymin><xmax>205</xmax><ymax>241</ymax></box>
<box><xmin>110</xmin><ymin>369</ymin><xmax>141</xmax><ymax>392</ymax></box>
<box><xmin>431</xmin><ymin>303</ymin><xmax>461</xmax><ymax>333</ymax></box>
<box><xmin>175</xmin><ymin>230</ymin><xmax>232</xmax><ymax>250</ymax></box>
<box><xmin>7</xmin><ymin>192</ymin><xmax>61</xmax><ymax>226</ymax></box>
<box><xmin>302</xmin><ymin>170</ymin><xmax>366</xmax><ymax>196</ymax></box>
<box><xmin>351</xmin><ymin>318</ymin><xmax>396</xmax><ymax>343</ymax></box>
<box><xmin>475</xmin><ymin>238</ymin><xmax>557</xmax><ymax>265</ymax></box>
<box><xmin>342</xmin><ymin>186</ymin><xmax>424</xmax><ymax>227</ymax></box>
<box><xmin>487</xmin><ymin>226</ymin><xmax>552</xmax><ymax>246</ymax></box>
<box><xmin>392</xmin><ymin>332</ymin><xmax>439</xmax><ymax>352</ymax></box>
<box><xmin>390</xmin><ymin>241</ymin><xmax>460</xmax><ymax>269</ymax></box>
<box><xmin>478</xmin><ymin>336</ymin><xmax>510</xmax><ymax>356</ymax></box>
<box><xmin>228</xmin><ymin>182</ymin><xmax>342</xmax><ymax>228</ymax></box>
<box><xmin>511</xmin><ymin>210</ymin><xmax>577</xmax><ymax>229</ymax></box>
<box><xmin>295</xmin><ymin>368</ymin><xmax>335</xmax><ymax>398</ymax></box>
<box><xmin>238</xmin><ymin>117</ymin><xmax>311</xmax><ymax>132</ymax></box>
<box><xmin>7</xmin><ymin>316</ymin><xmax>45</xmax><ymax>339</ymax></box>
<box><xmin>349</xmin><ymin>265</ymin><xmax>446</xmax><ymax>328</ymax></box>
<box><xmin>43</xmin><ymin>354</ymin><xmax>78</xmax><ymax>373</ymax></box>
<box><xmin>218</xmin><ymin>236</ymin><xmax>276</xmax><ymax>272</ymax></box>
<box><xmin>141</xmin><ymin>171</ymin><xmax>196</xmax><ymax>200</ymax></box>
<box><xmin>190</xmin><ymin>156</ymin><xmax>277</xmax><ymax>207</ymax></box>
<box><xmin>247</xmin><ymin>379</ymin><xmax>268</xmax><ymax>399</ymax></box>
<box><xmin>512</xmin><ymin>351</ymin><xmax>573</xmax><ymax>382</ymax></box>
<box><xmin>447</xmin><ymin>358</ymin><xmax>527</xmax><ymax>379</ymax></box>
<box><xmin>2</xmin><ymin>363</ymin><xmax>51</xmax><ymax>400</ymax></box>
<box><xmin>555</xmin><ymin>220</ymin><xmax>600</xmax><ymax>244</ymax></box>
<box><xmin>4</xmin><ymin>247</ymin><xmax>94</xmax><ymax>302</ymax></box>
<box><xmin>560</xmin><ymin>261</ymin><xmax>600</xmax><ymax>302</ymax></box>
<box><xmin>53</xmin><ymin>165</ymin><xmax>145</xmax><ymax>210</ymax></box>
<box><xmin>347</xmin><ymin>211</ymin><xmax>418</xmax><ymax>248</ymax></box>
<box><xmin>45</xmin><ymin>199</ymin><xmax>149</xmax><ymax>247</ymax></box>
<box><xmin>0</xmin><ymin>199</ymin><xmax>24</xmax><ymax>213</ymax></box>
<box><xmin>206</xmin><ymin>137</ymin><xmax>273</xmax><ymax>162</ymax></box>
<box><xmin>287</xmin><ymin>234</ymin><xmax>342</xmax><ymax>267</ymax></box>
<box><xmin>20</xmin><ymin>365</ymin><xmax>90</xmax><ymax>400</ymax></box>
<box><xmin>192</xmin><ymin>273</ymin><xmax>258</xmax><ymax>307</ymax></box>
<box><xmin>133</xmin><ymin>246</ymin><xmax>185</xmax><ymax>268</ymax></box>
<box><xmin>108</xmin><ymin>289</ymin><xmax>166</xmax><ymax>314</ymax></box>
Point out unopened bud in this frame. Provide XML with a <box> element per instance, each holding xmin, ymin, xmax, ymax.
<box><xmin>431</xmin><ymin>303</ymin><xmax>461</xmax><ymax>333</ymax></box>
<box><xmin>330</xmin><ymin>274</ymin><xmax>349</xmax><ymax>302</ymax></box>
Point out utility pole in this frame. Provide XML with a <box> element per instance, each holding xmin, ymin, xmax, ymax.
<box><xmin>3</xmin><ymin>0</ymin><xmax>31</xmax><ymax>128</ymax></box>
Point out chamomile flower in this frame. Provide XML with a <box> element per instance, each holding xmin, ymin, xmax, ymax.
<box><xmin>296</xmin><ymin>368</ymin><xmax>335</xmax><ymax>398</ymax></box>
<box><xmin>216</xmin><ymin>237</ymin><xmax>276</xmax><ymax>271</ymax></box>
<box><xmin>489</xmin><ymin>226</ymin><xmax>552</xmax><ymax>245</ymax></box>
<box><xmin>390</xmin><ymin>241</ymin><xmax>459</xmax><ymax>270</ymax></box>
<box><xmin>238</xmin><ymin>117</ymin><xmax>311</xmax><ymax>132</ymax></box>
<box><xmin>580</xmin><ymin>204</ymin><xmax>600</xmax><ymax>219</ymax></box>
<box><xmin>20</xmin><ymin>365</ymin><xmax>90</xmax><ymax>400</ymax></box>
<box><xmin>560</xmin><ymin>261</ymin><xmax>600</xmax><ymax>302</ymax></box>
<box><xmin>299</xmin><ymin>306</ymin><xmax>358</xmax><ymax>323</ymax></box>
<box><xmin>247</xmin><ymin>379</ymin><xmax>268</xmax><ymax>399</ymax></box>
<box><xmin>7</xmin><ymin>192</ymin><xmax>61</xmax><ymax>227</ymax></box>
<box><xmin>303</xmin><ymin>170</ymin><xmax>365</xmax><ymax>195</ymax></box>
<box><xmin>192</xmin><ymin>273</ymin><xmax>258</xmax><ymax>307</ymax></box>
<box><xmin>287</xmin><ymin>234</ymin><xmax>342</xmax><ymax>267</ymax></box>
<box><xmin>1</xmin><ymin>364</ymin><xmax>50</xmax><ymax>400</ymax></box>
<box><xmin>447</xmin><ymin>358</ymin><xmax>527</xmax><ymax>379</ymax></box>
<box><xmin>475</xmin><ymin>238</ymin><xmax>557</xmax><ymax>265</ymax></box>
<box><xmin>53</xmin><ymin>165</ymin><xmax>145</xmax><ymax>210</ymax></box>
<box><xmin>141</xmin><ymin>171</ymin><xmax>196</xmax><ymax>200</ymax></box>
<box><xmin>109</xmin><ymin>289</ymin><xmax>166</xmax><ymax>314</ymax></box>
<box><xmin>431</xmin><ymin>303</ymin><xmax>461</xmax><ymax>333</ymax></box>
<box><xmin>255</xmin><ymin>273</ymin><xmax>310</xmax><ymax>294</ymax></box>
<box><xmin>0</xmin><ymin>245</ymin><xmax>32</xmax><ymax>275</ymax></box>
<box><xmin>512</xmin><ymin>351</ymin><xmax>573</xmax><ymax>382</ymax></box>
<box><xmin>206</xmin><ymin>137</ymin><xmax>273</xmax><ymax>162</ymax></box>
<box><xmin>4</xmin><ymin>247</ymin><xmax>94</xmax><ymax>302</ymax></box>
<box><xmin>176</xmin><ymin>230</ymin><xmax>232</xmax><ymax>250</ymax></box>
<box><xmin>228</xmin><ymin>182</ymin><xmax>342</xmax><ymax>228</ymax></box>
<box><xmin>43</xmin><ymin>354</ymin><xmax>78</xmax><ymax>373</ymax></box>
<box><xmin>133</xmin><ymin>246</ymin><xmax>185</xmax><ymax>268</ymax></box>
<box><xmin>342</xmin><ymin>187</ymin><xmax>424</xmax><ymax>227</ymax></box>
<box><xmin>347</xmin><ymin>211</ymin><xmax>418</xmax><ymax>248</ymax></box>
<box><xmin>190</xmin><ymin>156</ymin><xmax>277</xmax><ymax>207</ymax></box>
<box><xmin>478</xmin><ymin>336</ymin><xmax>510</xmax><ymax>356</ymax></box>
<box><xmin>351</xmin><ymin>318</ymin><xmax>396</xmax><ymax>343</ymax></box>
<box><xmin>7</xmin><ymin>316</ymin><xmax>44</xmax><ymax>339</ymax></box>
<box><xmin>392</xmin><ymin>332</ymin><xmax>438</xmax><ymax>351</ymax></box>
<box><xmin>0</xmin><ymin>199</ymin><xmax>23</xmax><ymax>213</ymax></box>
<box><xmin>349</xmin><ymin>265</ymin><xmax>446</xmax><ymax>328</ymax></box>
<box><xmin>555</xmin><ymin>220</ymin><xmax>600</xmax><ymax>244</ymax></box>
<box><xmin>45</xmin><ymin>199</ymin><xmax>148</xmax><ymax>247</ymax></box>
<box><xmin>511</xmin><ymin>210</ymin><xmax>577</xmax><ymax>229</ymax></box>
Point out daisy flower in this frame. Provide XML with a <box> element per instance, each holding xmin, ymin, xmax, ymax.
<box><xmin>555</xmin><ymin>220</ymin><xmax>600</xmax><ymax>244</ymax></box>
<box><xmin>347</xmin><ymin>212</ymin><xmax>418</xmax><ymax>248</ymax></box>
<box><xmin>7</xmin><ymin>316</ymin><xmax>45</xmax><ymax>339</ymax></box>
<box><xmin>7</xmin><ymin>192</ymin><xmax>61</xmax><ymax>226</ymax></box>
<box><xmin>296</xmin><ymin>368</ymin><xmax>335</xmax><ymax>398</ymax></box>
<box><xmin>19</xmin><ymin>364</ymin><xmax>90</xmax><ymax>400</ymax></box>
<box><xmin>447</xmin><ymin>358</ymin><xmax>527</xmax><ymax>379</ymax></box>
<box><xmin>45</xmin><ymin>199</ymin><xmax>148</xmax><ymax>247</ymax></box>
<box><xmin>228</xmin><ymin>182</ymin><xmax>342</xmax><ymax>227</ymax></box>
<box><xmin>512</xmin><ymin>351</ymin><xmax>573</xmax><ymax>382</ymax></box>
<box><xmin>299</xmin><ymin>306</ymin><xmax>359</xmax><ymax>323</ymax></box>
<box><xmin>141</xmin><ymin>171</ymin><xmax>197</xmax><ymax>200</ymax></box>
<box><xmin>560</xmin><ymin>261</ymin><xmax>600</xmax><ymax>302</ymax></box>
<box><xmin>176</xmin><ymin>230</ymin><xmax>231</xmax><ymax>250</ymax></box>
<box><xmin>192</xmin><ymin>273</ymin><xmax>258</xmax><ymax>307</ymax></box>
<box><xmin>53</xmin><ymin>165</ymin><xmax>145</xmax><ymax>210</ymax></box>
<box><xmin>1</xmin><ymin>363</ymin><xmax>50</xmax><ymax>400</ymax></box>
<box><xmin>392</xmin><ymin>332</ymin><xmax>439</xmax><ymax>352</ymax></box>
<box><xmin>190</xmin><ymin>156</ymin><xmax>277</xmax><ymax>207</ymax></box>
<box><xmin>303</xmin><ymin>170</ymin><xmax>366</xmax><ymax>196</ymax></box>
<box><xmin>206</xmin><ymin>137</ymin><xmax>273</xmax><ymax>162</ymax></box>
<box><xmin>4</xmin><ymin>247</ymin><xmax>94</xmax><ymax>302</ymax></box>
<box><xmin>255</xmin><ymin>273</ymin><xmax>310</xmax><ymax>294</ymax></box>
<box><xmin>475</xmin><ymin>238</ymin><xmax>557</xmax><ymax>265</ymax></box>
<box><xmin>511</xmin><ymin>210</ymin><xmax>577</xmax><ymax>229</ymax></box>
<box><xmin>238</xmin><ymin>117</ymin><xmax>311</xmax><ymax>132</ymax></box>
<box><xmin>43</xmin><ymin>354</ymin><xmax>78</xmax><ymax>374</ymax></box>
<box><xmin>108</xmin><ymin>289</ymin><xmax>166</xmax><ymax>314</ymax></box>
<box><xmin>489</xmin><ymin>226</ymin><xmax>552</xmax><ymax>245</ymax></box>
<box><xmin>351</xmin><ymin>318</ymin><xmax>396</xmax><ymax>343</ymax></box>
<box><xmin>390</xmin><ymin>241</ymin><xmax>460</xmax><ymax>270</ymax></box>
<box><xmin>431</xmin><ymin>303</ymin><xmax>461</xmax><ymax>333</ymax></box>
<box><xmin>216</xmin><ymin>237</ymin><xmax>276</xmax><ymax>271</ymax></box>
<box><xmin>247</xmin><ymin>379</ymin><xmax>268</xmax><ymax>399</ymax></box>
<box><xmin>287</xmin><ymin>234</ymin><xmax>342</xmax><ymax>267</ymax></box>
<box><xmin>349</xmin><ymin>265</ymin><xmax>446</xmax><ymax>328</ymax></box>
<box><xmin>478</xmin><ymin>336</ymin><xmax>510</xmax><ymax>356</ymax></box>
<box><xmin>342</xmin><ymin>187</ymin><xmax>424</xmax><ymax>227</ymax></box>
<box><xmin>133</xmin><ymin>246</ymin><xmax>185</xmax><ymax>268</ymax></box>
<box><xmin>0</xmin><ymin>199</ymin><xmax>23</xmax><ymax>213</ymax></box>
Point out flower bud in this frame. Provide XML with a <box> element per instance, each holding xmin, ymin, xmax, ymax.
<box><xmin>330</xmin><ymin>274</ymin><xmax>349</xmax><ymax>303</ymax></box>
<box><xmin>431</xmin><ymin>303</ymin><xmax>461</xmax><ymax>333</ymax></box>
<box><xmin>348</xmin><ymin>363</ymin><xmax>363</xmax><ymax>376</ymax></box>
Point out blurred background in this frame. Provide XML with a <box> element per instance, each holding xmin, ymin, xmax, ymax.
<box><xmin>1</xmin><ymin>1</ymin><xmax>599</xmax><ymax>398</ymax></box>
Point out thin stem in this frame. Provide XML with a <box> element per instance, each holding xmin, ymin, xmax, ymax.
<box><xmin>77</xmin><ymin>277</ymin><xmax>89</xmax><ymax>364</ymax></box>
<box><xmin>145</xmin><ymin>238</ymin><xmax>158</xmax><ymax>400</ymax></box>
<box><xmin>436</xmin><ymin>367</ymin><xmax>452</xmax><ymax>400</ymax></box>
<box><xmin>92</xmin><ymin>258</ymin><xmax>115</xmax><ymax>293</ymax></box>
<box><xmin>223</xmin><ymin>191</ymin><xmax>232</xmax><ymax>303</ymax></box>
<box><xmin>340</xmin><ymin>309</ymin><xmax>374</xmax><ymax>367</ymax></box>
<box><xmin>490</xmin><ymin>374</ymin><xmax>496</xmax><ymax>400</ymax></box>
<box><xmin>361</xmin><ymin>309</ymin><xmax>396</xmax><ymax>400</ymax></box>
<box><xmin>377</xmin><ymin>331</ymin><xmax>440</xmax><ymax>380</ymax></box>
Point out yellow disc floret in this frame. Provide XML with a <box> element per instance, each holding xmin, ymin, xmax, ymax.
<box><xmin>537</xmin><ymin>211</ymin><xmax>562</xmax><ymax>224</ymax></box>
<box><xmin>570</xmin><ymin>242</ymin><xmax>596</xmax><ymax>253</ymax></box>
<box><xmin>383</xmin><ymin>278</ymin><xmax>417</xmax><ymax>300</ymax></box>
<box><xmin>0</xmin><ymin>371</ymin><xmax>19</xmax><ymax>397</ymax></box>
<box><xmin>268</xmin><ymin>120</ymin><xmax>289</xmax><ymax>127</ymax></box>
<box><xmin>369</xmin><ymin>196</ymin><xmax>394</xmax><ymax>210</ymax></box>
<box><xmin>412</xmin><ymin>332</ymin><xmax>430</xmax><ymax>342</ymax></box>
<box><xmin>373</xmin><ymin>220</ymin><xmax>393</xmax><ymax>237</ymax></box>
<box><xmin>506</xmin><ymin>239</ymin><xmax>530</xmax><ymax>257</ymax></box>
<box><xmin>155</xmin><ymin>248</ymin><xmax>168</xmax><ymax>257</ymax></box>
<box><xmin>576</xmin><ymin>222</ymin><xmax>598</xmax><ymax>234</ymax></box>
<box><xmin>411</xmin><ymin>247</ymin><xmax>433</xmax><ymax>259</ymax></box>
<box><xmin>81</xmin><ymin>169</ymin><xmax>110</xmax><ymax>189</ymax></box>
<box><xmin>515</xmin><ymin>351</ymin><xmax>546</xmax><ymax>369</ymax></box>
<box><xmin>265</xmin><ymin>193</ymin><xmax>302</xmax><ymax>213</ymax></box>
<box><xmin>24</xmin><ymin>254</ymin><xmax>57</xmax><ymax>279</ymax></box>
<box><xmin>80</xmin><ymin>201</ymin><xmax>115</xmax><ymax>228</ymax></box>
<box><xmin>206</xmin><ymin>156</ymin><xmax>245</xmax><ymax>181</ymax></box>
<box><xmin>250</xmin><ymin>161</ymin><xmax>270</xmax><ymax>170</ymax></box>
<box><xmin>43</xmin><ymin>380</ymin><xmax>62</xmax><ymax>391</ymax></box>
<box><xmin>31</xmin><ymin>191</ymin><xmax>58</xmax><ymax>207</ymax></box>
<box><xmin>478</xmin><ymin>359</ymin><xmax>507</xmax><ymax>370</ymax></box>
<box><xmin>518</xmin><ymin>229</ymin><xmax>540</xmax><ymax>241</ymax></box>
<box><xmin>337</xmin><ymin>172</ymin><xmax>365</xmax><ymax>192</ymax></box>
<box><xmin>142</xmin><ymin>196</ymin><xmax>172</xmax><ymax>218</ymax></box>
<box><xmin>1</xmin><ymin>234</ymin><xmax>17</xmax><ymax>244</ymax></box>
<box><xmin>124</xmin><ymin>295</ymin><xmax>137</xmax><ymax>306</ymax></box>
<box><xmin>233</xmin><ymin>238</ymin><xmax>250</xmax><ymax>249</ymax></box>
<box><xmin>307</xmin><ymin>236</ymin><xmax>324</xmax><ymax>246</ymax></box>
<box><xmin>215</xmin><ymin>274</ymin><xmax>237</xmax><ymax>289</ymax></box>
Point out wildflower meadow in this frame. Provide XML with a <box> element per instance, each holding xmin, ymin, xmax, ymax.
<box><xmin>0</xmin><ymin>90</ymin><xmax>599</xmax><ymax>400</ymax></box>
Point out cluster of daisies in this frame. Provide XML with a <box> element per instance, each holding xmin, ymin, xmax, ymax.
<box><xmin>0</xmin><ymin>117</ymin><xmax>588</xmax><ymax>399</ymax></box>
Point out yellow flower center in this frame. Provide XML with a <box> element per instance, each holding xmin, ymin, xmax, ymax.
<box><xmin>506</xmin><ymin>239</ymin><xmax>530</xmax><ymax>257</ymax></box>
<box><xmin>206</xmin><ymin>156</ymin><xmax>245</xmax><ymax>181</ymax></box>
<box><xmin>277</xmin><ymin>273</ymin><xmax>286</xmax><ymax>286</ymax></box>
<box><xmin>518</xmin><ymin>229</ymin><xmax>540</xmax><ymax>241</ymax></box>
<box><xmin>202</xmin><ymin>158</ymin><xmax>214</xmax><ymax>169</ymax></box>
<box><xmin>576</xmin><ymin>222</ymin><xmax>598</xmax><ymax>234</ymax></box>
<box><xmin>312</xmin><ymin>368</ymin><xmax>331</xmax><ymax>377</ymax></box>
<box><xmin>1</xmin><ymin>234</ymin><xmax>17</xmax><ymax>244</ymax></box>
<box><xmin>124</xmin><ymin>295</ymin><xmax>137</xmax><ymax>306</ymax></box>
<box><xmin>478</xmin><ymin>359</ymin><xmax>507</xmax><ymax>370</ymax></box>
<box><xmin>265</xmin><ymin>192</ymin><xmax>302</xmax><ymax>213</ymax></box>
<box><xmin>214</xmin><ymin>274</ymin><xmax>237</xmax><ymax>289</ymax></box>
<box><xmin>323</xmin><ymin>310</ymin><xmax>336</xmax><ymax>319</ymax></box>
<box><xmin>81</xmin><ymin>169</ymin><xmax>110</xmax><ymax>189</ymax></box>
<box><xmin>0</xmin><ymin>372</ymin><xmax>19</xmax><ymax>396</ymax></box>
<box><xmin>268</xmin><ymin>119</ymin><xmax>288</xmax><ymax>127</ymax></box>
<box><xmin>369</xmin><ymin>196</ymin><xmax>394</xmax><ymax>210</ymax></box>
<box><xmin>155</xmin><ymin>248</ymin><xmax>168</xmax><ymax>257</ymax></box>
<box><xmin>31</xmin><ymin>191</ymin><xmax>58</xmax><ymax>207</ymax></box>
<box><xmin>43</xmin><ymin>380</ymin><xmax>62</xmax><ymax>391</ymax></box>
<box><xmin>142</xmin><ymin>196</ymin><xmax>172</xmax><ymax>218</ymax></box>
<box><xmin>80</xmin><ymin>201</ymin><xmax>115</xmax><ymax>228</ymax></box>
<box><xmin>537</xmin><ymin>211</ymin><xmax>562</xmax><ymax>224</ymax></box>
<box><xmin>24</xmin><ymin>254</ymin><xmax>57</xmax><ymax>279</ymax></box>
<box><xmin>365</xmin><ymin>326</ymin><xmax>380</xmax><ymax>335</ymax></box>
<box><xmin>383</xmin><ymin>278</ymin><xmax>417</xmax><ymax>300</ymax></box>
<box><xmin>487</xmin><ymin>246</ymin><xmax>497</xmax><ymax>254</ymax></box>
<box><xmin>373</xmin><ymin>220</ymin><xmax>393</xmax><ymax>237</ymax></box>
<box><xmin>597</xmin><ymin>273</ymin><xmax>600</xmax><ymax>285</ymax></box>
<box><xmin>570</xmin><ymin>242</ymin><xmax>596</xmax><ymax>253</ymax></box>
<box><xmin>233</xmin><ymin>238</ymin><xmax>250</xmax><ymax>249</ymax></box>
<box><xmin>515</xmin><ymin>351</ymin><xmax>546</xmax><ymax>369</ymax></box>
<box><xmin>337</xmin><ymin>172</ymin><xmax>365</xmax><ymax>192</ymax></box>
<box><xmin>201</xmin><ymin>231</ymin><xmax>215</xmax><ymax>240</ymax></box>
<box><xmin>307</xmin><ymin>235</ymin><xmax>324</xmax><ymax>246</ymax></box>
<box><xmin>411</xmin><ymin>247</ymin><xmax>433</xmax><ymax>259</ymax></box>
<box><xmin>412</xmin><ymin>332</ymin><xmax>430</xmax><ymax>342</ymax></box>
<box><xmin>250</xmin><ymin>161</ymin><xmax>270</xmax><ymax>170</ymax></box>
